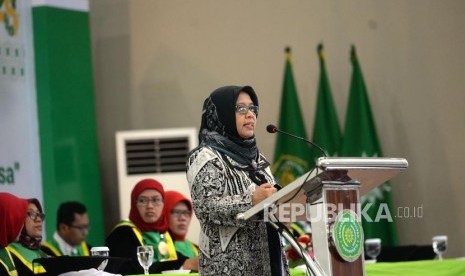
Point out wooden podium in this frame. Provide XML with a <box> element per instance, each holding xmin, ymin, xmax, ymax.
<box><xmin>236</xmin><ymin>157</ymin><xmax>408</xmax><ymax>276</ymax></box>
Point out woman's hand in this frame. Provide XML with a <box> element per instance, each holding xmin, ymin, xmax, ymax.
<box><xmin>252</xmin><ymin>183</ymin><xmax>277</xmax><ymax>206</ymax></box>
<box><xmin>182</xmin><ymin>257</ymin><xmax>199</xmax><ymax>271</ymax></box>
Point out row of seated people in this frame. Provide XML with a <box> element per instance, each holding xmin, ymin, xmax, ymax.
<box><xmin>0</xmin><ymin>178</ymin><xmax>199</xmax><ymax>275</ymax></box>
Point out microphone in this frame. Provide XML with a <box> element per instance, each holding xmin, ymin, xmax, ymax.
<box><xmin>266</xmin><ymin>124</ymin><xmax>328</xmax><ymax>158</ymax></box>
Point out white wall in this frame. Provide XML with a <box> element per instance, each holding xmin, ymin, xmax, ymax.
<box><xmin>90</xmin><ymin>0</ymin><xmax>465</xmax><ymax>257</ymax></box>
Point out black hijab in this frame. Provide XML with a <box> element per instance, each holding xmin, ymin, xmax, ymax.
<box><xmin>196</xmin><ymin>85</ymin><xmax>261</xmax><ymax>168</ymax></box>
<box><xmin>19</xmin><ymin>198</ymin><xmax>43</xmax><ymax>250</ymax></box>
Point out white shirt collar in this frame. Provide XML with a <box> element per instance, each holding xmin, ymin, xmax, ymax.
<box><xmin>53</xmin><ymin>231</ymin><xmax>79</xmax><ymax>255</ymax></box>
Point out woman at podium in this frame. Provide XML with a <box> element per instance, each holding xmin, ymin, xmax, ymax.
<box><xmin>187</xmin><ymin>85</ymin><xmax>289</xmax><ymax>276</ymax></box>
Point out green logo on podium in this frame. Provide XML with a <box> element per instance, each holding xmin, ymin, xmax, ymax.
<box><xmin>331</xmin><ymin>209</ymin><xmax>363</xmax><ymax>262</ymax></box>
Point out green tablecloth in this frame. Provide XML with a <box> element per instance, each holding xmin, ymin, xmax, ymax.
<box><xmin>129</xmin><ymin>259</ymin><xmax>465</xmax><ymax>276</ymax></box>
<box><xmin>366</xmin><ymin>259</ymin><xmax>465</xmax><ymax>276</ymax></box>
<box><xmin>129</xmin><ymin>268</ymin><xmax>306</xmax><ymax>276</ymax></box>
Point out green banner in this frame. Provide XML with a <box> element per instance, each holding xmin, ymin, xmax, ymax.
<box><xmin>32</xmin><ymin>4</ymin><xmax>104</xmax><ymax>245</ymax></box>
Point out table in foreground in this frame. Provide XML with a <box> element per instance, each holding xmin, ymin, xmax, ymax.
<box><xmin>365</xmin><ymin>259</ymin><xmax>465</xmax><ymax>276</ymax></box>
<box><xmin>128</xmin><ymin>259</ymin><xmax>465</xmax><ymax>276</ymax></box>
<box><xmin>127</xmin><ymin>268</ymin><xmax>306</xmax><ymax>276</ymax></box>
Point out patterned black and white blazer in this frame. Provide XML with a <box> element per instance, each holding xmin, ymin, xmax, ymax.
<box><xmin>187</xmin><ymin>146</ymin><xmax>289</xmax><ymax>276</ymax></box>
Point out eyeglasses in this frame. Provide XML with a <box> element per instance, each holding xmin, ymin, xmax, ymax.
<box><xmin>27</xmin><ymin>211</ymin><xmax>45</xmax><ymax>221</ymax></box>
<box><xmin>69</xmin><ymin>225</ymin><xmax>90</xmax><ymax>233</ymax></box>
<box><xmin>171</xmin><ymin>209</ymin><xmax>191</xmax><ymax>218</ymax></box>
<box><xmin>235</xmin><ymin>104</ymin><xmax>258</xmax><ymax>115</ymax></box>
<box><xmin>136</xmin><ymin>197</ymin><xmax>164</xmax><ymax>207</ymax></box>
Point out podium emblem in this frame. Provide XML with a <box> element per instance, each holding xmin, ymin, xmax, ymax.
<box><xmin>330</xmin><ymin>209</ymin><xmax>363</xmax><ymax>262</ymax></box>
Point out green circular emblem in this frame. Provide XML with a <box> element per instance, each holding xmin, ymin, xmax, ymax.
<box><xmin>330</xmin><ymin>209</ymin><xmax>363</xmax><ymax>262</ymax></box>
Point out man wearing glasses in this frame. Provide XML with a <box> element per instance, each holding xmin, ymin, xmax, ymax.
<box><xmin>41</xmin><ymin>201</ymin><xmax>91</xmax><ymax>256</ymax></box>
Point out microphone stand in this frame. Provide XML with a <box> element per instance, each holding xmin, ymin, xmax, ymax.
<box><xmin>267</xmin><ymin>212</ymin><xmax>327</xmax><ymax>276</ymax></box>
<box><xmin>265</xmin><ymin>124</ymin><xmax>328</xmax><ymax>275</ymax></box>
<box><xmin>267</xmin><ymin>125</ymin><xmax>328</xmax><ymax>158</ymax></box>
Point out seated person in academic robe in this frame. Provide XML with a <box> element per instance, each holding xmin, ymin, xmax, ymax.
<box><xmin>164</xmin><ymin>190</ymin><xmax>199</xmax><ymax>259</ymax></box>
<box><xmin>41</xmin><ymin>201</ymin><xmax>91</xmax><ymax>256</ymax></box>
<box><xmin>0</xmin><ymin>192</ymin><xmax>28</xmax><ymax>276</ymax></box>
<box><xmin>105</xmin><ymin>178</ymin><xmax>198</xmax><ymax>274</ymax></box>
<box><xmin>7</xmin><ymin>198</ymin><xmax>49</xmax><ymax>275</ymax></box>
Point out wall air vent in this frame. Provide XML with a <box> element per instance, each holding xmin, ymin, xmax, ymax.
<box><xmin>125</xmin><ymin>136</ymin><xmax>190</xmax><ymax>175</ymax></box>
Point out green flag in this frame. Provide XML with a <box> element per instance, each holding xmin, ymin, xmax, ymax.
<box><xmin>309</xmin><ymin>44</ymin><xmax>342</xmax><ymax>167</ymax></box>
<box><xmin>272</xmin><ymin>47</ymin><xmax>313</xmax><ymax>187</ymax></box>
<box><xmin>340</xmin><ymin>45</ymin><xmax>398</xmax><ymax>246</ymax></box>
